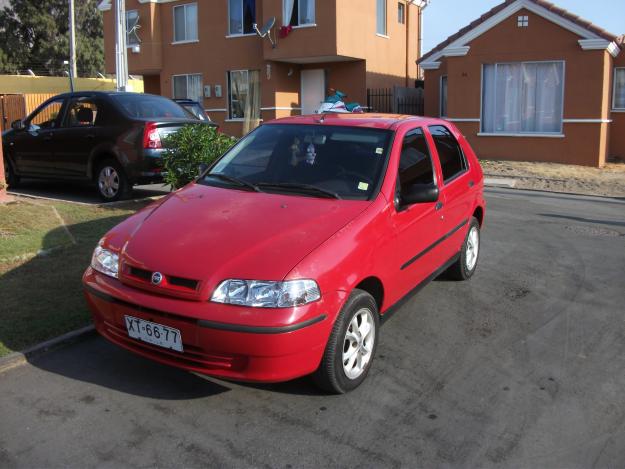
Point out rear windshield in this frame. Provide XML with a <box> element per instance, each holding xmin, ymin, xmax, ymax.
<box><xmin>206</xmin><ymin>124</ymin><xmax>393</xmax><ymax>200</ymax></box>
<box><xmin>111</xmin><ymin>94</ymin><xmax>194</xmax><ymax>119</ymax></box>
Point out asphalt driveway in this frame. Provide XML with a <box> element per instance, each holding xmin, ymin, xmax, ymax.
<box><xmin>1</xmin><ymin>188</ymin><xmax>624</xmax><ymax>468</ymax></box>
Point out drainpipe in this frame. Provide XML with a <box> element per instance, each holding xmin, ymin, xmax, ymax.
<box><xmin>0</xmin><ymin>131</ymin><xmax>7</xmax><ymax>202</ymax></box>
<box><xmin>413</xmin><ymin>0</ymin><xmax>430</xmax><ymax>80</ymax></box>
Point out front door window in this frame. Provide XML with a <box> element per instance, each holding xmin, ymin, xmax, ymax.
<box><xmin>28</xmin><ymin>99</ymin><xmax>64</xmax><ymax>131</ymax></box>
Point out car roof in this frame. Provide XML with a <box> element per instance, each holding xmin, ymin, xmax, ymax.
<box><xmin>266</xmin><ymin>113</ymin><xmax>447</xmax><ymax>131</ymax></box>
<box><xmin>44</xmin><ymin>91</ymin><xmax>169</xmax><ymax>100</ymax></box>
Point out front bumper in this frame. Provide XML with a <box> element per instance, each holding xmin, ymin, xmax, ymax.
<box><xmin>83</xmin><ymin>269</ymin><xmax>344</xmax><ymax>383</ymax></box>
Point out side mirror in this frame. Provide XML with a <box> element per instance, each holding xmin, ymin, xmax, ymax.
<box><xmin>401</xmin><ymin>183</ymin><xmax>439</xmax><ymax>205</ymax></box>
<box><xmin>11</xmin><ymin>119</ymin><xmax>25</xmax><ymax>131</ymax></box>
<box><xmin>198</xmin><ymin>163</ymin><xmax>209</xmax><ymax>176</ymax></box>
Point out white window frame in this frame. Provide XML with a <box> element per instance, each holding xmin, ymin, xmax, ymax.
<box><xmin>398</xmin><ymin>2</ymin><xmax>405</xmax><ymax>24</ymax></box>
<box><xmin>228</xmin><ymin>0</ymin><xmax>256</xmax><ymax>37</ymax></box>
<box><xmin>517</xmin><ymin>15</ymin><xmax>529</xmax><ymax>27</ymax></box>
<box><xmin>479</xmin><ymin>60</ymin><xmax>566</xmax><ymax>137</ymax></box>
<box><xmin>227</xmin><ymin>70</ymin><xmax>249</xmax><ymax>121</ymax></box>
<box><xmin>613</xmin><ymin>67</ymin><xmax>625</xmax><ymax>111</ymax></box>
<box><xmin>172</xmin><ymin>73</ymin><xmax>203</xmax><ymax>103</ymax></box>
<box><xmin>440</xmin><ymin>75</ymin><xmax>448</xmax><ymax>118</ymax></box>
<box><xmin>283</xmin><ymin>0</ymin><xmax>316</xmax><ymax>28</ymax></box>
<box><xmin>126</xmin><ymin>9</ymin><xmax>140</xmax><ymax>47</ymax></box>
<box><xmin>173</xmin><ymin>2</ymin><xmax>198</xmax><ymax>44</ymax></box>
<box><xmin>376</xmin><ymin>0</ymin><xmax>388</xmax><ymax>37</ymax></box>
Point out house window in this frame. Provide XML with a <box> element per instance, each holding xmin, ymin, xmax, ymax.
<box><xmin>173</xmin><ymin>3</ymin><xmax>198</xmax><ymax>43</ymax></box>
<box><xmin>228</xmin><ymin>70</ymin><xmax>261</xmax><ymax>120</ymax></box>
<box><xmin>398</xmin><ymin>2</ymin><xmax>405</xmax><ymax>24</ymax></box>
<box><xmin>440</xmin><ymin>75</ymin><xmax>448</xmax><ymax>117</ymax></box>
<box><xmin>613</xmin><ymin>68</ymin><xmax>625</xmax><ymax>110</ymax></box>
<box><xmin>377</xmin><ymin>0</ymin><xmax>387</xmax><ymax>35</ymax></box>
<box><xmin>284</xmin><ymin>0</ymin><xmax>315</xmax><ymax>27</ymax></box>
<box><xmin>126</xmin><ymin>10</ymin><xmax>140</xmax><ymax>46</ymax></box>
<box><xmin>517</xmin><ymin>15</ymin><xmax>529</xmax><ymax>27</ymax></box>
<box><xmin>173</xmin><ymin>74</ymin><xmax>203</xmax><ymax>103</ymax></box>
<box><xmin>229</xmin><ymin>0</ymin><xmax>256</xmax><ymax>35</ymax></box>
<box><xmin>481</xmin><ymin>61</ymin><xmax>564</xmax><ymax>134</ymax></box>
<box><xmin>428</xmin><ymin>125</ymin><xmax>467</xmax><ymax>183</ymax></box>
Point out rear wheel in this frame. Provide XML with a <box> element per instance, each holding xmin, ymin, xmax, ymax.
<box><xmin>445</xmin><ymin>216</ymin><xmax>480</xmax><ymax>280</ymax></box>
<box><xmin>96</xmin><ymin>159</ymin><xmax>131</xmax><ymax>202</ymax></box>
<box><xmin>3</xmin><ymin>157</ymin><xmax>20</xmax><ymax>188</ymax></box>
<box><xmin>313</xmin><ymin>289</ymin><xmax>379</xmax><ymax>394</ymax></box>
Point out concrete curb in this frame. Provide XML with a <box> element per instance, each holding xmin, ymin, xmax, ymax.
<box><xmin>7</xmin><ymin>191</ymin><xmax>167</xmax><ymax>207</ymax></box>
<box><xmin>0</xmin><ymin>325</ymin><xmax>96</xmax><ymax>374</ymax></box>
<box><xmin>483</xmin><ymin>177</ymin><xmax>516</xmax><ymax>188</ymax></box>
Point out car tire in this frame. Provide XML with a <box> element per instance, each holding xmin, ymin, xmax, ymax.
<box><xmin>96</xmin><ymin>159</ymin><xmax>131</xmax><ymax>202</ymax></box>
<box><xmin>3</xmin><ymin>157</ymin><xmax>20</xmax><ymax>188</ymax></box>
<box><xmin>445</xmin><ymin>216</ymin><xmax>481</xmax><ymax>281</ymax></box>
<box><xmin>313</xmin><ymin>289</ymin><xmax>380</xmax><ymax>394</ymax></box>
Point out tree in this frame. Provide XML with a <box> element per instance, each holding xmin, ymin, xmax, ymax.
<box><xmin>0</xmin><ymin>0</ymin><xmax>104</xmax><ymax>77</ymax></box>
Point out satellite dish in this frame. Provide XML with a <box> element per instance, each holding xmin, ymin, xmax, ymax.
<box><xmin>253</xmin><ymin>17</ymin><xmax>277</xmax><ymax>48</ymax></box>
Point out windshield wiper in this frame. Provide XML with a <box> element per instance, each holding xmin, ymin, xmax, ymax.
<box><xmin>206</xmin><ymin>173</ymin><xmax>261</xmax><ymax>192</ymax></box>
<box><xmin>256</xmin><ymin>182</ymin><xmax>341</xmax><ymax>199</ymax></box>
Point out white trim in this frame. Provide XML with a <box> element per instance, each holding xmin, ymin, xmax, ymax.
<box><xmin>171</xmin><ymin>39</ymin><xmax>200</xmax><ymax>45</ymax></box>
<box><xmin>293</xmin><ymin>23</ymin><xmax>317</xmax><ymax>29</ymax></box>
<box><xmin>173</xmin><ymin>3</ymin><xmax>199</xmax><ymax>44</ymax></box>
<box><xmin>579</xmin><ymin>39</ymin><xmax>621</xmax><ymax>57</ymax></box>
<box><xmin>562</xmin><ymin>118</ymin><xmax>612</xmax><ymax>123</ymax></box>
<box><xmin>477</xmin><ymin>132</ymin><xmax>565</xmax><ymax>138</ymax></box>
<box><xmin>446</xmin><ymin>118</ymin><xmax>480</xmax><ymax>122</ymax></box>
<box><xmin>441</xmin><ymin>46</ymin><xmax>470</xmax><ymax>57</ymax></box>
<box><xmin>205</xmin><ymin>108</ymin><xmax>227</xmax><ymax>112</ymax></box>
<box><xmin>225</xmin><ymin>33</ymin><xmax>257</xmax><ymax>39</ymax></box>
<box><xmin>225</xmin><ymin>119</ymin><xmax>245</xmax><ymax>122</ymax></box>
<box><xmin>171</xmin><ymin>73</ymin><xmax>203</xmax><ymax>102</ymax></box>
<box><xmin>260</xmin><ymin>106</ymin><xmax>302</xmax><ymax>111</ymax></box>
<box><xmin>283</xmin><ymin>0</ymin><xmax>317</xmax><ymax>29</ymax></box>
<box><xmin>612</xmin><ymin>67</ymin><xmax>625</xmax><ymax>111</ymax></box>
<box><xmin>422</xmin><ymin>0</ymin><xmax>604</xmax><ymax>64</ymax></box>
<box><xmin>376</xmin><ymin>33</ymin><xmax>390</xmax><ymax>39</ymax></box>
<box><xmin>420</xmin><ymin>61</ymin><xmax>441</xmax><ymax>70</ymax></box>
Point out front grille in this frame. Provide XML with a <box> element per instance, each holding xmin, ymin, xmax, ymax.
<box><xmin>122</xmin><ymin>263</ymin><xmax>202</xmax><ymax>300</ymax></box>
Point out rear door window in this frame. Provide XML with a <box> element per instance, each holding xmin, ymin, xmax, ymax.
<box><xmin>65</xmin><ymin>98</ymin><xmax>99</xmax><ymax>127</ymax></box>
<box><xmin>428</xmin><ymin>125</ymin><xmax>467</xmax><ymax>183</ymax></box>
<box><xmin>397</xmin><ymin>127</ymin><xmax>435</xmax><ymax>197</ymax></box>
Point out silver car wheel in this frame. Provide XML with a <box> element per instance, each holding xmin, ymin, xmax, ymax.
<box><xmin>465</xmin><ymin>226</ymin><xmax>479</xmax><ymax>271</ymax></box>
<box><xmin>342</xmin><ymin>307</ymin><xmax>375</xmax><ymax>380</ymax></box>
<box><xmin>98</xmin><ymin>166</ymin><xmax>120</xmax><ymax>198</ymax></box>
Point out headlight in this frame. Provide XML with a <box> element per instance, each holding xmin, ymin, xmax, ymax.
<box><xmin>211</xmin><ymin>279</ymin><xmax>321</xmax><ymax>308</ymax></box>
<box><xmin>91</xmin><ymin>242</ymin><xmax>119</xmax><ymax>279</ymax></box>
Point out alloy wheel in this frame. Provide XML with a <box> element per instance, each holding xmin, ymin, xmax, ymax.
<box><xmin>342</xmin><ymin>307</ymin><xmax>376</xmax><ymax>380</ymax></box>
<box><xmin>465</xmin><ymin>226</ymin><xmax>479</xmax><ymax>271</ymax></box>
<box><xmin>98</xmin><ymin>166</ymin><xmax>120</xmax><ymax>199</ymax></box>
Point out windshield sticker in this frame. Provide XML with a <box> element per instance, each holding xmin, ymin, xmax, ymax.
<box><xmin>358</xmin><ymin>182</ymin><xmax>369</xmax><ymax>191</ymax></box>
<box><xmin>375</xmin><ymin>147</ymin><xmax>384</xmax><ymax>155</ymax></box>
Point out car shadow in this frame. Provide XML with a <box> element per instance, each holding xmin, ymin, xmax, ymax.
<box><xmin>1</xmin><ymin>209</ymin><xmax>323</xmax><ymax>398</ymax></box>
<box><xmin>538</xmin><ymin>212</ymin><xmax>625</xmax><ymax>228</ymax></box>
<box><xmin>9</xmin><ymin>178</ymin><xmax>171</xmax><ymax>205</ymax></box>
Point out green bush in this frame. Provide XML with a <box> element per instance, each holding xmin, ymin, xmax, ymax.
<box><xmin>161</xmin><ymin>124</ymin><xmax>238</xmax><ymax>189</ymax></box>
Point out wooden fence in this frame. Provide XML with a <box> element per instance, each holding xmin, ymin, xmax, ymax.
<box><xmin>0</xmin><ymin>93</ymin><xmax>56</xmax><ymax>131</ymax></box>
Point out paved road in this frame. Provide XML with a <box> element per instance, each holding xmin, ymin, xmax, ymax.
<box><xmin>8</xmin><ymin>179</ymin><xmax>171</xmax><ymax>204</ymax></box>
<box><xmin>1</xmin><ymin>188</ymin><xmax>625</xmax><ymax>468</ymax></box>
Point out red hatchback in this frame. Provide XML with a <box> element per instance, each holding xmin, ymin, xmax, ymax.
<box><xmin>83</xmin><ymin>114</ymin><xmax>485</xmax><ymax>393</ymax></box>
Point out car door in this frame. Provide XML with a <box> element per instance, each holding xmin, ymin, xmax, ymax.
<box><xmin>53</xmin><ymin>97</ymin><xmax>101</xmax><ymax>178</ymax></box>
<box><xmin>387</xmin><ymin>126</ymin><xmax>447</xmax><ymax>298</ymax></box>
<box><xmin>426</xmin><ymin>124</ymin><xmax>473</xmax><ymax>259</ymax></box>
<box><xmin>11</xmin><ymin>97</ymin><xmax>66</xmax><ymax>176</ymax></box>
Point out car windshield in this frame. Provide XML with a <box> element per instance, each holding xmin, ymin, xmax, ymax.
<box><xmin>111</xmin><ymin>94</ymin><xmax>195</xmax><ymax>119</ymax></box>
<box><xmin>203</xmin><ymin>124</ymin><xmax>393</xmax><ymax>200</ymax></box>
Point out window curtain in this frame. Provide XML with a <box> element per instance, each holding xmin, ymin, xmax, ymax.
<box><xmin>614</xmin><ymin>69</ymin><xmax>625</xmax><ymax>109</ymax></box>
<box><xmin>173</xmin><ymin>76</ymin><xmax>187</xmax><ymax>99</ymax></box>
<box><xmin>186</xmin><ymin>3</ymin><xmax>198</xmax><ymax>40</ymax></box>
<box><xmin>482</xmin><ymin>62</ymin><xmax>563</xmax><ymax>134</ymax></box>
<box><xmin>376</xmin><ymin>0</ymin><xmax>386</xmax><ymax>35</ymax></box>
<box><xmin>300</xmin><ymin>0</ymin><xmax>315</xmax><ymax>25</ymax></box>
<box><xmin>283</xmin><ymin>0</ymin><xmax>295</xmax><ymax>26</ymax></box>
<box><xmin>243</xmin><ymin>70</ymin><xmax>261</xmax><ymax>134</ymax></box>
<box><xmin>229</xmin><ymin>0</ymin><xmax>242</xmax><ymax>34</ymax></box>
<box><xmin>188</xmin><ymin>74</ymin><xmax>203</xmax><ymax>103</ymax></box>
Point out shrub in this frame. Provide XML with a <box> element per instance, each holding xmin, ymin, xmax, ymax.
<box><xmin>161</xmin><ymin>124</ymin><xmax>238</xmax><ymax>189</ymax></box>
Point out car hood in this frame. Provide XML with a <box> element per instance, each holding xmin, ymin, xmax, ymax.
<box><xmin>120</xmin><ymin>183</ymin><xmax>370</xmax><ymax>286</ymax></box>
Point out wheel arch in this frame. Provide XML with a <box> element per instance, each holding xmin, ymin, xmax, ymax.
<box><xmin>89</xmin><ymin>148</ymin><xmax>121</xmax><ymax>181</ymax></box>
<box><xmin>473</xmin><ymin>205</ymin><xmax>484</xmax><ymax>226</ymax></box>
<box><xmin>353</xmin><ymin>276</ymin><xmax>385</xmax><ymax>313</ymax></box>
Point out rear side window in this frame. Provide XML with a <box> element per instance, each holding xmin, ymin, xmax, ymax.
<box><xmin>397</xmin><ymin>128</ymin><xmax>435</xmax><ymax>195</ymax></box>
<box><xmin>111</xmin><ymin>94</ymin><xmax>191</xmax><ymax>119</ymax></box>
<box><xmin>428</xmin><ymin>125</ymin><xmax>467</xmax><ymax>182</ymax></box>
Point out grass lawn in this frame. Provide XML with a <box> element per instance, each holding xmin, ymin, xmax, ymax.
<box><xmin>0</xmin><ymin>197</ymin><xmax>154</xmax><ymax>357</ymax></box>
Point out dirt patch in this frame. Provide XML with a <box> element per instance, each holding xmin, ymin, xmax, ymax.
<box><xmin>480</xmin><ymin>160</ymin><xmax>625</xmax><ymax>198</ymax></box>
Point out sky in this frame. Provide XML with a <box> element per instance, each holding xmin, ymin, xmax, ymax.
<box><xmin>421</xmin><ymin>0</ymin><xmax>625</xmax><ymax>54</ymax></box>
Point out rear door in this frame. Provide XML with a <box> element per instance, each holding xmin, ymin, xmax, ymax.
<box><xmin>12</xmin><ymin>97</ymin><xmax>67</xmax><ymax>176</ymax></box>
<box><xmin>388</xmin><ymin>126</ymin><xmax>446</xmax><ymax>297</ymax></box>
<box><xmin>53</xmin><ymin>97</ymin><xmax>101</xmax><ymax>178</ymax></box>
<box><xmin>426</xmin><ymin>124</ymin><xmax>473</xmax><ymax>259</ymax></box>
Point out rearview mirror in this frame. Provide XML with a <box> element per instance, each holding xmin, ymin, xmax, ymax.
<box><xmin>401</xmin><ymin>183</ymin><xmax>439</xmax><ymax>205</ymax></box>
<box><xmin>198</xmin><ymin>163</ymin><xmax>209</xmax><ymax>176</ymax></box>
<box><xmin>11</xmin><ymin>119</ymin><xmax>25</xmax><ymax>131</ymax></box>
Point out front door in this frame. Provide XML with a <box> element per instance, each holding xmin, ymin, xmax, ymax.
<box><xmin>301</xmin><ymin>69</ymin><xmax>325</xmax><ymax>115</ymax></box>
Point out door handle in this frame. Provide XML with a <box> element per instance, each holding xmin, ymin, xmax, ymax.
<box><xmin>435</xmin><ymin>201</ymin><xmax>444</xmax><ymax>211</ymax></box>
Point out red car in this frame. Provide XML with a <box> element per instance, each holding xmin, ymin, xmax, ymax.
<box><xmin>83</xmin><ymin>114</ymin><xmax>485</xmax><ymax>393</ymax></box>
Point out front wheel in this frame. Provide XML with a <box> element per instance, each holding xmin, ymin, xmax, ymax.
<box><xmin>96</xmin><ymin>159</ymin><xmax>131</xmax><ymax>202</ymax></box>
<box><xmin>313</xmin><ymin>289</ymin><xmax>379</xmax><ymax>394</ymax></box>
<box><xmin>445</xmin><ymin>216</ymin><xmax>481</xmax><ymax>280</ymax></box>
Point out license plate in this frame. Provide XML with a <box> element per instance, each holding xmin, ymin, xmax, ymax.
<box><xmin>124</xmin><ymin>315</ymin><xmax>183</xmax><ymax>352</ymax></box>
